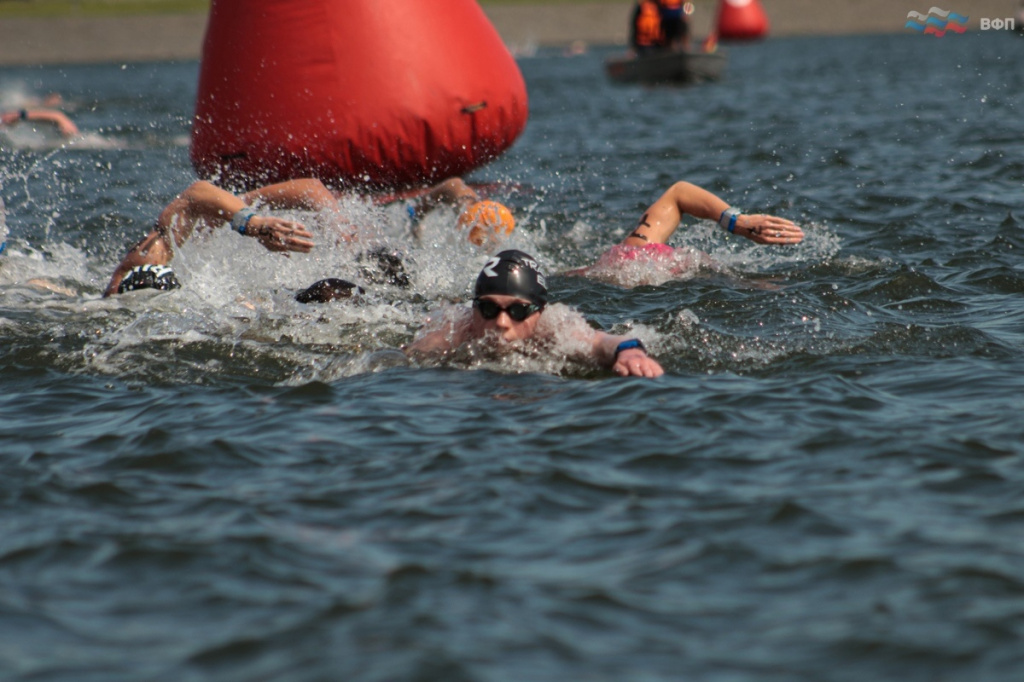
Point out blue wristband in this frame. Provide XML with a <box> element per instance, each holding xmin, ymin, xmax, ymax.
<box><xmin>614</xmin><ymin>338</ymin><xmax>646</xmax><ymax>359</ymax></box>
<box><xmin>231</xmin><ymin>207</ymin><xmax>257</xmax><ymax>235</ymax></box>
<box><xmin>718</xmin><ymin>207</ymin><xmax>741</xmax><ymax>233</ymax></box>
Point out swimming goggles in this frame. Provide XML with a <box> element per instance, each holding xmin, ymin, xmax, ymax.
<box><xmin>473</xmin><ymin>297</ymin><xmax>542</xmax><ymax>322</ymax></box>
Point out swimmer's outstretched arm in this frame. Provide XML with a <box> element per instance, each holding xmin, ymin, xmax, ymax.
<box><xmin>246</xmin><ymin>178</ymin><xmax>361</xmax><ymax>244</ymax></box>
<box><xmin>592</xmin><ymin>331</ymin><xmax>664</xmax><ymax>378</ymax></box>
<box><xmin>241</xmin><ymin>178</ymin><xmax>339</xmax><ymax>213</ymax></box>
<box><xmin>409</xmin><ymin>178</ymin><xmax>479</xmax><ymax>218</ymax></box>
<box><xmin>623</xmin><ymin>181</ymin><xmax>804</xmax><ymax>247</ymax></box>
<box><xmin>401</xmin><ymin>178</ymin><xmax>480</xmax><ymax>240</ymax></box>
<box><xmin>169</xmin><ymin>180</ymin><xmax>315</xmax><ymax>254</ymax></box>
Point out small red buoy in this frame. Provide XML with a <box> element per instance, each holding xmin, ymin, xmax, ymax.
<box><xmin>716</xmin><ymin>0</ymin><xmax>770</xmax><ymax>41</ymax></box>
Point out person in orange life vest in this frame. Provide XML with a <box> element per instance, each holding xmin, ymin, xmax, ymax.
<box><xmin>630</xmin><ymin>0</ymin><xmax>665</xmax><ymax>54</ymax></box>
<box><xmin>658</xmin><ymin>0</ymin><xmax>690</xmax><ymax>50</ymax></box>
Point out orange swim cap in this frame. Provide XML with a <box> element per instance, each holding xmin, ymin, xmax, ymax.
<box><xmin>457</xmin><ymin>200</ymin><xmax>515</xmax><ymax>246</ymax></box>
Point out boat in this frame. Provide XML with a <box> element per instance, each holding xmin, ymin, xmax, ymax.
<box><xmin>604</xmin><ymin>49</ymin><xmax>727</xmax><ymax>86</ymax></box>
<box><xmin>604</xmin><ymin>0</ymin><xmax>774</xmax><ymax>86</ymax></box>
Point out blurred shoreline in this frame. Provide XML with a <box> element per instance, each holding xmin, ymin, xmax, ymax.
<box><xmin>0</xmin><ymin>1</ymin><xmax>1016</xmax><ymax>66</ymax></box>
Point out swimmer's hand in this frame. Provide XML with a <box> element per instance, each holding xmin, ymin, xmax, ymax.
<box><xmin>247</xmin><ymin>216</ymin><xmax>315</xmax><ymax>253</ymax></box>
<box><xmin>733</xmin><ymin>214</ymin><xmax>804</xmax><ymax>246</ymax></box>
<box><xmin>613</xmin><ymin>347</ymin><xmax>665</xmax><ymax>378</ymax></box>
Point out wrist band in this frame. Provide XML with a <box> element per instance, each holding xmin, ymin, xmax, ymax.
<box><xmin>231</xmin><ymin>207</ymin><xmax>257</xmax><ymax>235</ymax></box>
<box><xmin>718</xmin><ymin>207</ymin><xmax>740</xmax><ymax>233</ymax></box>
<box><xmin>614</xmin><ymin>338</ymin><xmax>646</xmax><ymax>359</ymax></box>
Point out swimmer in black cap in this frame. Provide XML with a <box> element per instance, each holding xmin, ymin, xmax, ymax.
<box><xmin>295</xmin><ymin>278</ymin><xmax>364</xmax><ymax>303</ymax></box>
<box><xmin>117</xmin><ymin>264</ymin><xmax>181</xmax><ymax>294</ymax></box>
<box><xmin>405</xmin><ymin>250</ymin><xmax>664</xmax><ymax>377</ymax></box>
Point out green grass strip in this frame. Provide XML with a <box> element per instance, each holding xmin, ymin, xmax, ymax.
<box><xmin>0</xmin><ymin>0</ymin><xmax>634</xmax><ymax>20</ymax></box>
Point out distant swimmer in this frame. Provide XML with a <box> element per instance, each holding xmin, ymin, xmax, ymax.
<box><xmin>0</xmin><ymin>108</ymin><xmax>79</xmax><ymax>138</ymax></box>
<box><xmin>566</xmin><ymin>180</ymin><xmax>804</xmax><ymax>283</ymax></box>
<box><xmin>404</xmin><ymin>249</ymin><xmax>664</xmax><ymax>378</ymax></box>
<box><xmin>104</xmin><ymin>177</ymin><xmax>516</xmax><ymax>297</ymax></box>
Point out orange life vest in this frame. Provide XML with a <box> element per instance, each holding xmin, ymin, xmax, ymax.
<box><xmin>634</xmin><ymin>1</ymin><xmax>663</xmax><ymax>47</ymax></box>
<box><xmin>659</xmin><ymin>0</ymin><xmax>683</xmax><ymax>9</ymax></box>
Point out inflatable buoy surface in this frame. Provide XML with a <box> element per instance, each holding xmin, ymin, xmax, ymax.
<box><xmin>716</xmin><ymin>0</ymin><xmax>770</xmax><ymax>41</ymax></box>
<box><xmin>191</xmin><ymin>0</ymin><xmax>528</xmax><ymax>190</ymax></box>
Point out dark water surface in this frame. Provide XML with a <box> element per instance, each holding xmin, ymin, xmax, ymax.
<box><xmin>2</xmin><ymin>32</ymin><xmax>1024</xmax><ymax>681</ymax></box>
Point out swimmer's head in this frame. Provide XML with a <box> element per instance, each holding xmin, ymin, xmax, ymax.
<box><xmin>117</xmin><ymin>264</ymin><xmax>180</xmax><ymax>294</ymax></box>
<box><xmin>474</xmin><ymin>250</ymin><xmax>547</xmax><ymax>308</ymax></box>
<box><xmin>295</xmin><ymin>278</ymin><xmax>364</xmax><ymax>304</ymax></box>
<box><xmin>457</xmin><ymin>200</ymin><xmax>515</xmax><ymax>247</ymax></box>
<box><xmin>357</xmin><ymin>247</ymin><xmax>410</xmax><ymax>288</ymax></box>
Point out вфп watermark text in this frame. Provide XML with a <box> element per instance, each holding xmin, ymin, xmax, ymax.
<box><xmin>979</xmin><ymin>17</ymin><xmax>1015</xmax><ymax>31</ymax></box>
<box><xmin>905</xmin><ymin>6</ymin><xmax>1018</xmax><ymax>36</ymax></box>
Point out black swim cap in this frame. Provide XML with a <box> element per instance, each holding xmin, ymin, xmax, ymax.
<box><xmin>357</xmin><ymin>247</ymin><xmax>410</xmax><ymax>288</ymax></box>
<box><xmin>295</xmin><ymin>278</ymin><xmax>363</xmax><ymax>303</ymax></box>
<box><xmin>474</xmin><ymin>250</ymin><xmax>547</xmax><ymax>307</ymax></box>
<box><xmin>117</xmin><ymin>264</ymin><xmax>180</xmax><ymax>294</ymax></box>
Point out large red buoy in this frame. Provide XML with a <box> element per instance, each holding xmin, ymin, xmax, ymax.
<box><xmin>190</xmin><ymin>0</ymin><xmax>528</xmax><ymax>190</ymax></box>
<box><xmin>716</xmin><ymin>0</ymin><xmax>770</xmax><ymax>41</ymax></box>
